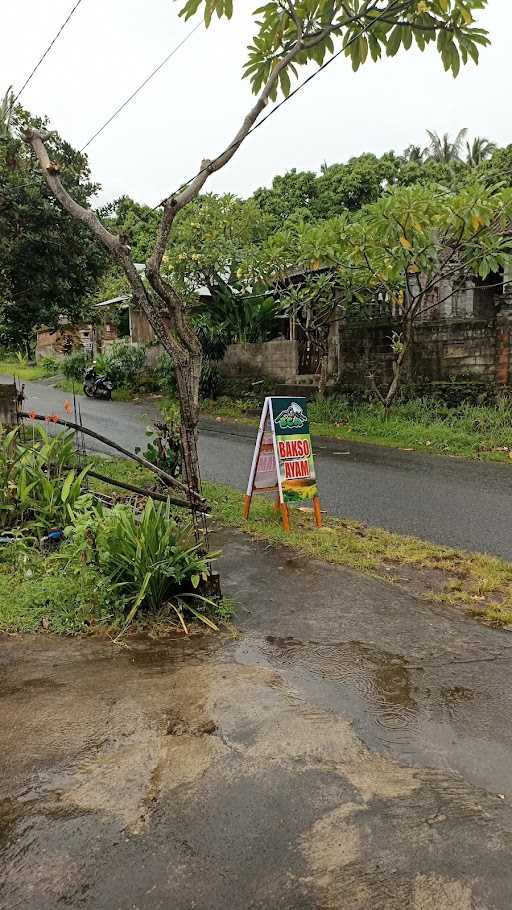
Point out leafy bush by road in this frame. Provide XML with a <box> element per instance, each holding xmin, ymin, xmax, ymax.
<box><xmin>0</xmin><ymin>428</ymin><xmax>221</xmax><ymax>634</ymax></box>
<box><xmin>63</xmin><ymin>343</ymin><xmax>147</xmax><ymax>388</ymax></box>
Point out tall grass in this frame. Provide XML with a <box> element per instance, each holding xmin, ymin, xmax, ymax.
<box><xmin>308</xmin><ymin>396</ymin><xmax>512</xmax><ymax>458</ymax></box>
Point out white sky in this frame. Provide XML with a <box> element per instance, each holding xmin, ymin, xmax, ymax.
<box><xmin>2</xmin><ymin>1</ymin><xmax>509</xmax><ymax>206</ymax></box>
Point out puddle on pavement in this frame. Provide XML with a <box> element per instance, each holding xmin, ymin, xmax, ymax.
<box><xmin>234</xmin><ymin>634</ymin><xmax>512</xmax><ymax>796</ymax></box>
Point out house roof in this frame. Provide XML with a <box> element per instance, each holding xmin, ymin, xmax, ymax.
<box><xmin>93</xmin><ymin>295</ymin><xmax>131</xmax><ymax>309</ymax></box>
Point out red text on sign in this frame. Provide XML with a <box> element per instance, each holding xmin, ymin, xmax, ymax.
<box><xmin>278</xmin><ymin>439</ymin><xmax>311</xmax><ymax>459</ymax></box>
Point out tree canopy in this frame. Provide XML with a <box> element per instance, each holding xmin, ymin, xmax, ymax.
<box><xmin>180</xmin><ymin>0</ymin><xmax>489</xmax><ymax>88</ymax></box>
<box><xmin>0</xmin><ymin>105</ymin><xmax>108</xmax><ymax>349</ymax></box>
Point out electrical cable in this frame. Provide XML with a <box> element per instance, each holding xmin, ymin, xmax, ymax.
<box><xmin>80</xmin><ymin>21</ymin><xmax>202</xmax><ymax>152</ymax></box>
<box><xmin>4</xmin><ymin>0</ymin><xmax>414</xmax><ymax>203</ymax></box>
<box><xmin>12</xmin><ymin>0</ymin><xmax>86</xmax><ymax>106</ymax></box>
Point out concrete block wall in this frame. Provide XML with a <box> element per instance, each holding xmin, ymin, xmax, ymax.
<box><xmin>414</xmin><ymin>320</ymin><xmax>496</xmax><ymax>380</ymax></box>
<box><xmin>339</xmin><ymin>318</ymin><xmax>499</xmax><ymax>388</ymax></box>
<box><xmin>221</xmin><ymin>340</ymin><xmax>298</xmax><ymax>383</ymax></box>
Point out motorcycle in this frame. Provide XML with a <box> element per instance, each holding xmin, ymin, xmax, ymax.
<box><xmin>83</xmin><ymin>365</ymin><xmax>113</xmax><ymax>401</ymax></box>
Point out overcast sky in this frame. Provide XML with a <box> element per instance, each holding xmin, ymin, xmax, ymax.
<box><xmin>3</xmin><ymin>1</ymin><xmax>509</xmax><ymax>206</ymax></box>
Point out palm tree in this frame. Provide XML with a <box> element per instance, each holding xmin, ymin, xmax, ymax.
<box><xmin>0</xmin><ymin>86</ymin><xmax>13</xmax><ymax>141</ymax></box>
<box><xmin>466</xmin><ymin>136</ymin><xmax>498</xmax><ymax>167</ymax></box>
<box><xmin>423</xmin><ymin>128</ymin><xmax>468</xmax><ymax>163</ymax></box>
<box><xmin>402</xmin><ymin>144</ymin><xmax>424</xmax><ymax>163</ymax></box>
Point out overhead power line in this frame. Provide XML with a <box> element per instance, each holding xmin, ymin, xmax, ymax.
<box><xmin>161</xmin><ymin>0</ymin><xmax>416</xmax><ymax>204</ymax></box>
<box><xmin>12</xmin><ymin>0</ymin><xmax>86</xmax><ymax>106</ymax></box>
<box><xmin>80</xmin><ymin>22</ymin><xmax>203</xmax><ymax>152</ymax></box>
<box><xmin>14</xmin><ymin>0</ymin><xmax>412</xmax><ymax>202</ymax></box>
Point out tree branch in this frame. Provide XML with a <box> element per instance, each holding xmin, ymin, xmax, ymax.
<box><xmin>23</xmin><ymin>127</ymin><xmax>196</xmax><ymax>368</ymax></box>
<box><xmin>24</xmin><ymin>128</ymin><xmax>125</xmax><ymax>256</ymax></box>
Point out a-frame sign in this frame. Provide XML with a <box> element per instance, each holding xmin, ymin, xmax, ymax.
<box><xmin>243</xmin><ymin>396</ymin><xmax>322</xmax><ymax>531</ymax></box>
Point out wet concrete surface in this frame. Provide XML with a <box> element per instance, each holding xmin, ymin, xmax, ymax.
<box><xmin>2</xmin><ymin>531</ymin><xmax>512</xmax><ymax>908</ymax></box>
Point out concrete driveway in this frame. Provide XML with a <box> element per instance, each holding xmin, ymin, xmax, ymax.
<box><xmin>2</xmin><ymin>530</ymin><xmax>512</xmax><ymax>909</ymax></box>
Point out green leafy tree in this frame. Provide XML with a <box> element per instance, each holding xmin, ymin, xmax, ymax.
<box><xmin>25</xmin><ymin>0</ymin><xmax>490</xmax><ymax>496</ymax></box>
<box><xmin>254</xmin><ymin>169</ymin><xmax>319</xmax><ymax>223</ymax></box>
<box><xmin>256</xmin><ymin>181</ymin><xmax>512</xmax><ymax>409</ymax></box>
<box><xmin>0</xmin><ymin>104</ymin><xmax>107</xmax><ymax>351</ymax></box>
<box><xmin>313</xmin><ymin>152</ymin><xmax>402</xmax><ymax>216</ymax></box>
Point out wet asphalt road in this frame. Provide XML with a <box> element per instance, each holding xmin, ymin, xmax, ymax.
<box><xmin>16</xmin><ymin>378</ymin><xmax>512</xmax><ymax>558</ymax></box>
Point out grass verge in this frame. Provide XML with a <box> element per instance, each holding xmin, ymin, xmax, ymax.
<box><xmin>202</xmin><ymin>480</ymin><xmax>512</xmax><ymax>627</ymax></box>
<box><xmin>200</xmin><ymin>396</ymin><xmax>512</xmax><ymax>463</ymax></box>
<box><xmin>0</xmin><ymin>540</ymin><xmax>124</xmax><ymax>634</ymax></box>
<box><xmin>0</xmin><ymin>359</ymin><xmax>49</xmax><ymax>381</ymax></box>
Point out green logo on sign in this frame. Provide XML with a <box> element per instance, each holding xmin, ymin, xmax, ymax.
<box><xmin>275</xmin><ymin>402</ymin><xmax>307</xmax><ymax>430</ymax></box>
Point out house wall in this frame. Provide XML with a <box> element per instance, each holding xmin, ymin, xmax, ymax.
<box><xmin>129</xmin><ymin>308</ymin><xmax>173</xmax><ymax>367</ymax></box>
<box><xmin>36</xmin><ymin>327</ymin><xmax>87</xmax><ymax>361</ymax></box>
<box><xmin>130</xmin><ymin>308</ymin><xmax>156</xmax><ymax>345</ymax></box>
<box><xmin>36</xmin><ymin>323</ymin><xmax>119</xmax><ymax>362</ymax></box>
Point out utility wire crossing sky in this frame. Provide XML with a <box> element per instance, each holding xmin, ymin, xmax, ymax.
<box><xmin>3</xmin><ymin>0</ymin><xmax>510</xmax><ymax>206</ymax></box>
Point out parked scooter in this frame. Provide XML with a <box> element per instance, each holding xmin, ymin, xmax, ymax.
<box><xmin>83</xmin><ymin>364</ymin><xmax>113</xmax><ymax>400</ymax></box>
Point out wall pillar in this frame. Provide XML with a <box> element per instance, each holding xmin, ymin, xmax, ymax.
<box><xmin>496</xmin><ymin>309</ymin><xmax>512</xmax><ymax>386</ymax></box>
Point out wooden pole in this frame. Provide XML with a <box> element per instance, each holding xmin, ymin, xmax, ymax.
<box><xmin>280</xmin><ymin>503</ymin><xmax>290</xmax><ymax>532</ymax></box>
<box><xmin>242</xmin><ymin>494</ymin><xmax>252</xmax><ymax>520</ymax></box>
<box><xmin>0</xmin><ymin>384</ymin><xmax>18</xmax><ymax>428</ymax></box>
<box><xmin>313</xmin><ymin>495</ymin><xmax>322</xmax><ymax>528</ymax></box>
<box><xmin>87</xmin><ymin>469</ymin><xmax>205</xmax><ymax>512</ymax></box>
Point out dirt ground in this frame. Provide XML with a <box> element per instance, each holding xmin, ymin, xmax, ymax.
<box><xmin>2</xmin><ymin>529</ymin><xmax>512</xmax><ymax>909</ymax></box>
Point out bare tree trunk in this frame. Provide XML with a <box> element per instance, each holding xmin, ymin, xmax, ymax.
<box><xmin>318</xmin><ymin>354</ymin><xmax>328</xmax><ymax>399</ymax></box>
<box><xmin>383</xmin><ymin>322</ymin><xmax>413</xmax><ymax>415</ymax></box>
<box><xmin>174</xmin><ymin>351</ymin><xmax>202</xmax><ymax>495</ymax></box>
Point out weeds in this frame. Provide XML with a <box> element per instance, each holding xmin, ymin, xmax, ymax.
<box><xmin>91</xmin><ymin>499</ymin><xmax>218</xmax><ymax>623</ymax></box>
<box><xmin>0</xmin><ymin>434</ymin><xmax>222</xmax><ymax>635</ymax></box>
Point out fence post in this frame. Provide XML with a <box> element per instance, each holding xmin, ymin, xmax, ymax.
<box><xmin>0</xmin><ymin>384</ymin><xmax>18</xmax><ymax>428</ymax></box>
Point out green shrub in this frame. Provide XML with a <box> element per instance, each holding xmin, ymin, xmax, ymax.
<box><xmin>40</xmin><ymin>356</ymin><xmax>60</xmax><ymax>375</ymax></box>
<box><xmin>137</xmin><ymin>412</ymin><xmax>182</xmax><ymax>478</ymax></box>
<box><xmin>62</xmin><ymin>350</ymin><xmax>89</xmax><ymax>381</ymax></box>
<box><xmin>93</xmin><ymin>499</ymin><xmax>218</xmax><ymax>626</ymax></box>
<box><xmin>62</xmin><ymin>344</ymin><xmax>147</xmax><ymax>388</ymax></box>
<box><xmin>0</xmin><ymin>426</ymin><xmax>99</xmax><ymax>533</ymax></box>
<box><xmin>101</xmin><ymin>342</ymin><xmax>146</xmax><ymax>387</ymax></box>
